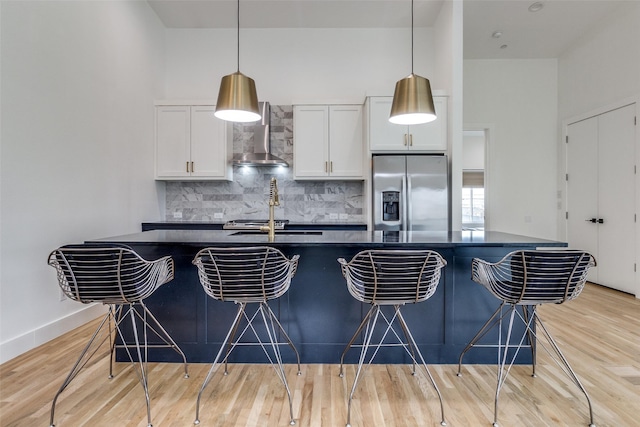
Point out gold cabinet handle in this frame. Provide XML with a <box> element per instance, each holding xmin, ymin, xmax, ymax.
<box><xmin>191</xmin><ymin>161</ymin><xmax>194</xmax><ymax>173</ymax></box>
<box><xmin>404</xmin><ymin>134</ymin><xmax>408</xmax><ymax>146</ymax></box>
<box><xmin>325</xmin><ymin>161</ymin><xmax>328</xmax><ymax>172</ymax></box>
<box><xmin>186</xmin><ymin>161</ymin><xmax>189</xmax><ymax>173</ymax></box>
<box><xmin>409</xmin><ymin>134</ymin><xmax>413</xmax><ymax>146</ymax></box>
<box><xmin>330</xmin><ymin>161</ymin><xmax>333</xmax><ymax>173</ymax></box>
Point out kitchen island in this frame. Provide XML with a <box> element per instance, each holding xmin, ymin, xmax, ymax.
<box><xmin>90</xmin><ymin>229</ymin><xmax>566</xmax><ymax>364</ymax></box>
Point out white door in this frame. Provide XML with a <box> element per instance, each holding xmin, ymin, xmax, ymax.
<box><xmin>567</xmin><ymin>103</ymin><xmax>636</xmax><ymax>293</ymax></box>
<box><xmin>597</xmin><ymin>104</ymin><xmax>636</xmax><ymax>294</ymax></box>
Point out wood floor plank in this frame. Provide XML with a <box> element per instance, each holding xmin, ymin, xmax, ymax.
<box><xmin>1</xmin><ymin>283</ymin><xmax>638</xmax><ymax>426</ymax></box>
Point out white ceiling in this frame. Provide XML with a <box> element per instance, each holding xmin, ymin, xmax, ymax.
<box><xmin>147</xmin><ymin>0</ymin><xmax>633</xmax><ymax>59</ymax></box>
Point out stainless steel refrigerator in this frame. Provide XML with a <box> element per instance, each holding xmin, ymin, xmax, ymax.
<box><xmin>372</xmin><ymin>154</ymin><xmax>450</xmax><ymax>231</ymax></box>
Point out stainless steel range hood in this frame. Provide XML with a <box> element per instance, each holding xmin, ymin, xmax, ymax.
<box><xmin>233</xmin><ymin>102</ymin><xmax>289</xmax><ymax>167</ymax></box>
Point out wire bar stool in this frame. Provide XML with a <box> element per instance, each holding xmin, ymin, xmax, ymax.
<box><xmin>337</xmin><ymin>249</ymin><xmax>447</xmax><ymax>427</ymax></box>
<box><xmin>192</xmin><ymin>246</ymin><xmax>301</xmax><ymax>425</ymax></box>
<box><xmin>47</xmin><ymin>244</ymin><xmax>188</xmax><ymax>427</ymax></box>
<box><xmin>456</xmin><ymin>250</ymin><xmax>597</xmax><ymax>427</ymax></box>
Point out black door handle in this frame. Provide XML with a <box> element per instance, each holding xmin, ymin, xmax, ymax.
<box><xmin>585</xmin><ymin>218</ymin><xmax>597</xmax><ymax>223</ymax></box>
<box><xmin>598</xmin><ymin>218</ymin><xmax>604</xmax><ymax>224</ymax></box>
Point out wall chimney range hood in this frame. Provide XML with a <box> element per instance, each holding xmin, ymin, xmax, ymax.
<box><xmin>233</xmin><ymin>102</ymin><xmax>289</xmax><ymax>167</ymax></box>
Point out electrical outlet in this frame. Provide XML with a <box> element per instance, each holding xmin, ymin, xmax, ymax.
<box><xmin>173</xmin><ymin>211</ymin><xmax>182</xmax><ymax>219</ymax></box>
<box><xmin>213</xmin><ymin>212</ymin><xmax>224</xmax><ymax>219</ymax></box>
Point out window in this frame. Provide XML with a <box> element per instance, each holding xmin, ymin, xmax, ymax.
<box><xmin>462</xmin><ymin>186</ymin><xmax>484</xmax><ymax>229</ymax></box>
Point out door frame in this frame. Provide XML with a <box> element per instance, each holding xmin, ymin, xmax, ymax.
<box><xmin>463</xmin><ymin>123</ymin><xmax>493</xmax><ymax>231</ymax></box>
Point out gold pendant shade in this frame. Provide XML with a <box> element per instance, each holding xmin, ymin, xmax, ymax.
<box><xmin>389</xmin><ymin>0</ymin><xmax>436</xmax><ymax>126</ymax></box>
<box><xmin>214</xmin><ymin>71</ymin><xmax>260</xmax><ymax>123</ymax></box>
<box><xmin>214</xmin><ymin>0</ymin><xmax>260</xmax><ymax>123</ymax></box>
<box><xmin>389</xmin><ymin>73</ymin><xmax>436</xmax><ymax>125</ymax></box>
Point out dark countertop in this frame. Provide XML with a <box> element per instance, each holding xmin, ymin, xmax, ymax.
<box><xmin>141</xmin><ymin>221</ymin><xmax>368</xmax><ymax>231</ymax></box>
<box><xmin>92</xmin><ymin>229</ymin><xmax>565</xmax><ymax>248</ymax></box>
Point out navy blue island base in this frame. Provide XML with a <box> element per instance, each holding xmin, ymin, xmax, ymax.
<box><xmin>90</xmin><ymin>229</ymin><xmax>566</xmax><ymax>365</ymax></box>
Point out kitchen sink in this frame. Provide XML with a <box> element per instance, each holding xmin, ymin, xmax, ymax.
<box><xmin>229</xmin><ymin>230</ymin><xmax>323</xmax><ymax>236</ymax></box>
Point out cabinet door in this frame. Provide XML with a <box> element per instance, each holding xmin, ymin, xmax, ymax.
<box><xmin>293</xmin><ymin>106</ymin><xmax>329</xmax><ymax>178</ymax></box>
<box><xmin>156</xmin><ymin>106</ymin><xmax>190</xmax><ymax>178</ymax></box>
<box><xmin>329</xmin><ymin>105</ymin><xmax>363</xmax><ymax>177</ymax></box>
<box><xmin>368</xmin><ymin>97</ymin><xmax>408</xmax><ymax>151</ymax></box>
<box><xmin>409</xmin><ymin>96</ymin><xmax>448</xmax><ymax>151</ymax></box>
<box><xmin>190</xmin><ymin>106</ymin><xmax>229</xmax><ymax>178</ymax></box>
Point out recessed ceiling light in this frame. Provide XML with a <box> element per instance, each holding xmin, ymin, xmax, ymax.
<box><xmin>529</xmin><ymin>2</ymin><xmax>544</xmax><ymax>12</ymax></box>
<box><xmin>492</xmin><ymin>31</ymin><xmax>502</xmax><ymax>38</ymax></box>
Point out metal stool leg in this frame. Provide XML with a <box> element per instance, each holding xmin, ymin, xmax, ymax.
<box><xmin>534</xmin><ymin>311</ymin><xmax>596</xmax><ymax>427</ymax></box>
<box><xmin>396</xmin><ymin>308</ymin><xmax>447</xmax><ymax>426</ymax></box>
<box><xmin>195</xmin><ymin>303</ymin><xmax>245</xmax><ymax>425</ymax></box>
<box><xmin>259</xmin><ymin>302</ymin><xmax>297</xmax><ymax>425</ymax></box>
<box><xmin>262</xmin><ymin>302</ymin><xmax>302</xmax><ymax>375</ymax></box>
<box><xmin>339</xmin><ymin>307</ymin><xmax>376</xmax><ymax>378</ymax></box>
<box><xmin>492</xmin><ymin>306</ymin><xmax>518</xmax><ymax>427</ymax></box>
<box><xmin>138</xmin><ymin>302</ymin><xmax>189</xmax><ymax>379</ymax></box>
<box><xmin>126</xmin><ymin>304</ymin><xmax>153</xmax><ymax>427</ymax></box>
<box><xmin>49</xmin><ymin>312</ymin><xmax>114</xmax><ymax>427</ymax></box>
<box><xmin>108</xmin><ymin>305</ymin><xmax>120</xmax><ymax>379</ymax></box>
<box><xmin>521</xmin><ymin>305</ymin><xmax>537</xmax><ymax>377</ymax></box>
<box><xmin>346</xmin><ymin>306</ymin><xmax>381</xmax><ymax>427</ymax></box>
<box><xmin>457</xmin><ymin>303</ymin><xmax>505</xmax><ymax>376</ymax></box>
<box><xmin>195</xmin><ymin>302</ymin><xmax>300</xmax><ymax>426</ymax></box>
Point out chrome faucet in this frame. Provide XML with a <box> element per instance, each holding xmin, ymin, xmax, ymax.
<box><xmin>260</xmin><ymin>177</ymin><xmax>280</xmax><ymax>241</ymax></box>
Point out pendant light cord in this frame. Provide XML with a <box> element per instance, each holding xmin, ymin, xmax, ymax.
<box><xmin>411</xmin><ymin>0</ymin><xmax>414</xmax><ymax>74</ymax></box>
<box><xmin>236</xmin><ymin>0</ymin><xmax>240</xmax><ymax>72</ymax></box>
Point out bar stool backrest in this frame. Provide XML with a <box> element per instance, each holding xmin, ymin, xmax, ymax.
<box><xmin>338</xmin><ymin>249</ymin><xmax>447</xmax><ymax>305</ymax></box>
<box><xmin>47</xmin><ymin>244</ymin><xmax>174</xmax><ymax>304</ymax></box>
<box><xmin>192</xmin><ymin>246</ymin><xmax>299</xmax><ymax>302</ymax></box>
<box><xmin>472</xmin><ymin>250</ymin><xmax>596</xmax><ymax>305</ymax></box>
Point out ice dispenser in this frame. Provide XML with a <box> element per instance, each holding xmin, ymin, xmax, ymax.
<box><xmin>382</xmin><ymin>191</ymin><xmax>400</xmax><ymax>222</ymax></box>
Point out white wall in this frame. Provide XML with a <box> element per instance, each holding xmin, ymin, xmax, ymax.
<box><xmin>462</xmin><ymin>132</ymin><xmax>485</xmax><ymax>170</ymax></box>
<box><xmin>558</xmin><ymin>2</ymin><xmax>640</xmax><ymax>120</ymax></box>
<box><xmin>434</xmin><ymin>0</ymin><xmax>463</xmax><ymax>230</ymax></box>
<box><xmin>557</xmin><ymin>2</ymin><xmax>640</xmax><ymax>297</ymax></box>
<box><xmin>163</xmin><ymin>27</ymin><xmax>437</xmax><ymax>103</ymax></box>
<box><xmin>463</xmin><ymin>59</ymin><xmax>559</xmax><ymax>239</ymax></box>
<box><xmin>0</xmin><ymin>1</ymin><xmax>166</xmax><ymax>363</ymax></box>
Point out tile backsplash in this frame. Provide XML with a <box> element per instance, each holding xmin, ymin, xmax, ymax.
<box><xmin>165</xmin><ymin>105</ymin><xmax>365</xmax><ymax>223</ymax></box>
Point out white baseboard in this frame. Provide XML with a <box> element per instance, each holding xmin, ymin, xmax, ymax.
<box><xmin>0</xmin><ymin>304</ymin><xmax>107</xmax><ymax>364</ymax></box>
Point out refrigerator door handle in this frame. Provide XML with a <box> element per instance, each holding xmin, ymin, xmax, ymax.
<box><xmin>406</xmin><ymin>173</ymin><xmax>412</xmax><ymax>230</ymax></box>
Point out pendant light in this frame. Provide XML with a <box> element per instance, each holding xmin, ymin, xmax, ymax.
<box><xmin>214</xmin><ymin>0</ymin><xmax>260</xmax><ymax>123</ymax></box>
<box><xmin>389</xmin><ymin>0</ymin><xmax>436</xmax><ymax>125</ymax></box>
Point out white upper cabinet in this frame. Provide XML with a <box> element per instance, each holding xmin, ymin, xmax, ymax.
<box><xmin>293</xmin><ymin>104</ymin><xmax>364</xmax><ymax>179</ymax></box>
<box><xmin>366</xmin><ymin>96</ymin><xmax>447</xmax><ymax>152</ymax></box>
<box><xmin>155</xmin><ymin>104</ymin><xmax>232</xmax><ymax>180</ymax></box>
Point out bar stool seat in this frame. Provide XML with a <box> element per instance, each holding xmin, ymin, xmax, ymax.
<box><xmin>457</xmin><ymin>250</ymin><xmax>597</xmax><ymax>427</ymax></box>
<box><xmin>47</xmin><ymin>244</ymin><xmax>188</xmax><ymax>427</ymax></box>
<box><xmin>337</xmin><ymin>249</ymin><xmax>447</xmax><ymax>427</ymax></box>
<box><xmin>192</xmin><ymin>246</ymin><xmax>301</xmax><ymax>426</ymax></box>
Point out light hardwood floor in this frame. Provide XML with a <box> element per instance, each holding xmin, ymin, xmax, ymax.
<box><xmin>1</xmin><ymin>283</ymin><xmax>638</xmax><ymax>427</ymax></box>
